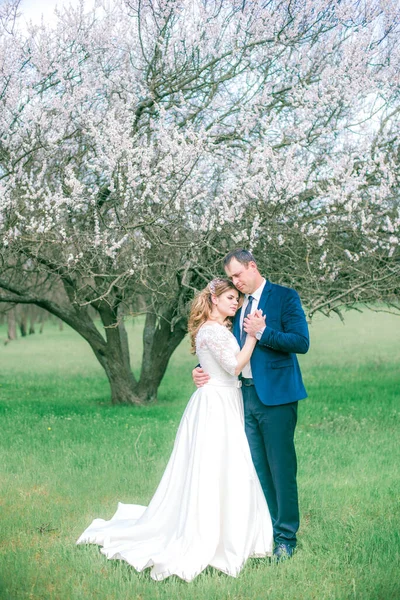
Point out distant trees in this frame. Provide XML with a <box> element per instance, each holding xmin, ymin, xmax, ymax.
<box><xmin>0</xmin><ymin>0</ymin><xmax>399</xmax><ymax>403</ymax></box>
<box><xmin>0</xmin><ymin>304</ymin><xmax>64</xmax><ymax>343</ymax></box>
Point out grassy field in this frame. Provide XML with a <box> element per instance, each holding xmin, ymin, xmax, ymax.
<box><xmin>0</xmin><ymin>309</ymin><xmax>399</xmax><ymax>600</ymax></box>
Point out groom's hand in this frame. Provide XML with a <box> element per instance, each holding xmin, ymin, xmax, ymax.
<box><xmin>243</xmin><ymin>310</ymin><xmax>266</xmax><ymax>337</ymax></box>
<box><xmin>192</xmin><ymin>366</ymin><xmax>210</xmax><ymax>388</ymax></box>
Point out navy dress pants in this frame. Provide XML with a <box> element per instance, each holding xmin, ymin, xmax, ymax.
<box><xmin>242</xmin><ymin>384</ymin><xmax>299</xmax><ymax>547</ymax></box>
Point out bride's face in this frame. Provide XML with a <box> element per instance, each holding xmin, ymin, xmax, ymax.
<box><xmin>214</xmin><ymin>289</ymin><xmax>239</xmax><ymax>317</ymax></box>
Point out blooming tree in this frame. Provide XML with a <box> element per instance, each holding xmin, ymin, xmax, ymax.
<box><xmin>0</xmin><ymin>0</ymin><xmax>399</xmax><ymax>403</ymax></box>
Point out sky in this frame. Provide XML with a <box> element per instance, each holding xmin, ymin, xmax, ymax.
<box><xmin>19</xmin><ymin>0</ymin><xmax>93</xmax><ymax>27</ymax></box>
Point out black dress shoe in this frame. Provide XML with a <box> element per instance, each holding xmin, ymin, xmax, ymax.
<box><xmin>273</xmin><ymin>543</ymin><xmax>295</xmax><ymax>562</ymax></box>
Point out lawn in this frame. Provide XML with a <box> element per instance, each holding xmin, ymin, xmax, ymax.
<box><xmin>0</xmin><ymin>308</ymin><xmax>399</xmax><ymax>600</ymax></box>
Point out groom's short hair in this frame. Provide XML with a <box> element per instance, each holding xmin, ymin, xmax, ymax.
<box><xmin>223</xmin><ymin>248</ymin><xmax>257</xmax><ymax>268</ymax></box>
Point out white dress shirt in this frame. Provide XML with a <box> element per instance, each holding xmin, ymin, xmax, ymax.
<box><xmin>240</xmin><ymin>279</ymin><xmax>266</xmax><ymax>378</ymax></box>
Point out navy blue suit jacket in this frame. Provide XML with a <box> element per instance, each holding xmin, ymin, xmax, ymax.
<box><xmin>233</xmin><ymin>280</ymin><xmax>309</xmax><ymax>406</ymax></box>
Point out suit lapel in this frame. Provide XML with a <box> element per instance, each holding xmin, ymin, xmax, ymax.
<box><xmin>233</xmin><ymin>310</ymin><xmax>241</xmax><ymax>343</ymax></box>
<box><xmin>258</xmin><ymin>280</ymin><xmax>273</xmax><ymax>315</ymax></box>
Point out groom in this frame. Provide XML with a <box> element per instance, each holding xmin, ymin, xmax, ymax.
<box><xmin>193</xmin><ymin>249</ymin><xmax>310</xmax><ymax>560</ymax></box>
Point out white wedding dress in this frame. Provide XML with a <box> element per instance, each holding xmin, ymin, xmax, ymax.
<box><xmin>76</xmin><ymin>323</ymin><xmax>273</xmax><ymax>581</ymax></box>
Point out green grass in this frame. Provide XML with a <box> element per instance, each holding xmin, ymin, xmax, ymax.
<box><xmin>0</xmin><ymin>309</ymin><xmax>399</xmax><ymax>600</ymax></box>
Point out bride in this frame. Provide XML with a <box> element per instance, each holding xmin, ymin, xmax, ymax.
<box><xmin>76</xmin><ymin>278</ymin><xmax>273</xmax><ymax>581</ymax></box>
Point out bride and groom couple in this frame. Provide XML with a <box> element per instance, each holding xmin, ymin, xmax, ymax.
<box><xmin>77</xmin><ymin>248</ymin><xmax>310</xmax><ymax>582</ymax></box>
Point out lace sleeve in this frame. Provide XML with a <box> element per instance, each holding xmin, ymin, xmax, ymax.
<box><xmin>197</xmin><ymin>324</ymin><xmax>238</xmax><ymax>376</ymax></box>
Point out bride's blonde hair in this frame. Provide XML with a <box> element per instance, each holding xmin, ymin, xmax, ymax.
<box><xmin>188</xmin><ymin>278</ymin><xmax>242</xmax><ymax>354</ymax></box>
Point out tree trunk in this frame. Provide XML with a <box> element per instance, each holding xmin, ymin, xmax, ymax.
<box><xmin>102</xmin><ymin>354</ymin><xmax>141</xmax><ymax>405</ymax></box>
<box><xmin>7</xmin><ymin>308</ymin><xmax>17</xmax><ymax>340</ymax></box>
<box><xmin>88</xmin><ymin>308</ymin><xmax>187</xmax><ymax>404</ymax></box>
<box><xmin>0</xmin><ymin>282</ymin><xmax>188</xmax><ymax>405</ymax></box>
<box><xmin>19</xmin><ymin>313</ymin><xmax>27</xmax><ymax>336</ymax></box>
<box><xmin>96</xmin><ymin>305</ymin><xmax>142</xmax><ymax>405</ymax></box>
<box><xmin>29</xmin><ymin>313</ymin><xmax>35</xmax><ymax>334</ymax></box>
<box><xmin>136</xmin><ymin>311</ymin><xmax>187</xmax><ymax>402</ymax></box>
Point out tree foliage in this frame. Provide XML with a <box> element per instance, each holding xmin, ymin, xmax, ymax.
<box><xmin>0</xmin><ymin>0</ymin><xmax>399</xmax><ymax>402</ymax></box>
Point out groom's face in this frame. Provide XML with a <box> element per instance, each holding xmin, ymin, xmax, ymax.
<box><xmin>224</xmin><ymin>258</ymin><xmax>258</xmax><ymax>295</ymax></box>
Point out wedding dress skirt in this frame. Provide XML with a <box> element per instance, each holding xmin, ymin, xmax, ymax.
<box><xmin>77</xmin><ymin>324</ymin><xmax>273</xmax><ymax>581</ymax></box>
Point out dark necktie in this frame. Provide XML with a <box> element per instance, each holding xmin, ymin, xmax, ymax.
<box><xmin>240</xmin><ymin>295</ymin><xmax>254</xmax><ymax>348</ymax></box>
